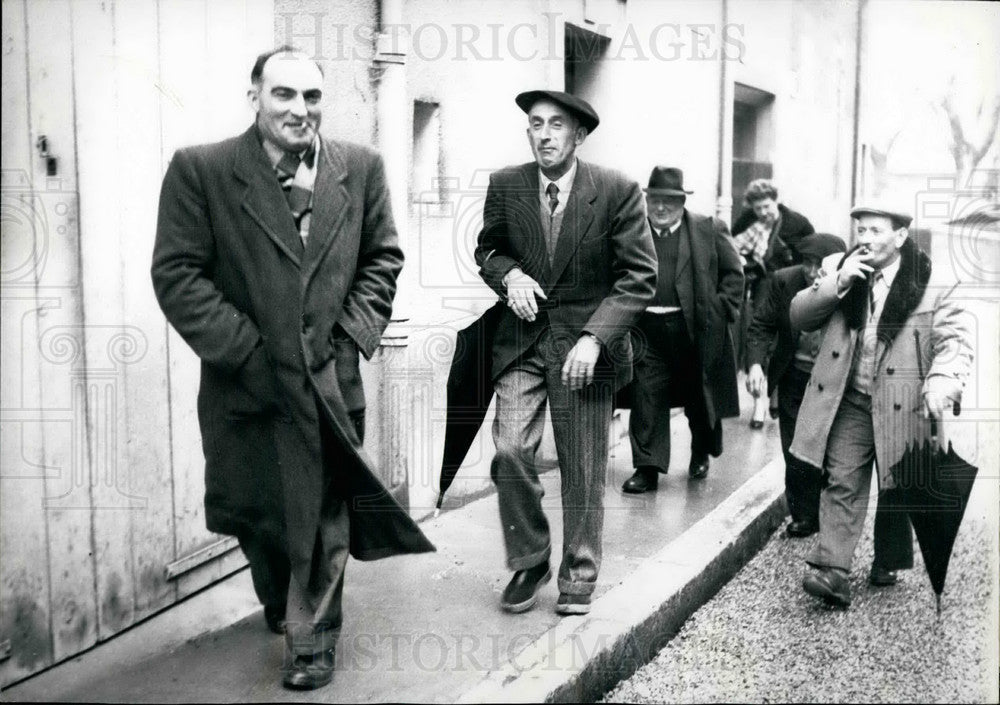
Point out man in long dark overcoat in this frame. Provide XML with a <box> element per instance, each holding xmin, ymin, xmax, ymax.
<box><xmin>151</xmin><ymin>47</ymin><xmax>432</xmax><ymax>690</ymax></box>
<box><xmin>621</xmin><ymin>167</ymin><xmax>743</xmax><ymax>493</ymax></box>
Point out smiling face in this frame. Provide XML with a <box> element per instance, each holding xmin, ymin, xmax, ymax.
<box><xmin>249</xmin><ymin>52</ymin><xmax>323</xmax><ymax>153</ymax></box>
<box><xmin>526</xmin><ymin>99</ymin><xmax>586</xmax><ymax>180</ymax></box>
<box><xmin>854</xmin><ymin>214</ymin><xmax>908</xmax><ymax>269</ymax></box>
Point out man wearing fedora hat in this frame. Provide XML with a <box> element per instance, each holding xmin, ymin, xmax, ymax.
<box><xmin>621</xmin><ymin>166</ymin><xmax>744</xmax><ymax>494</ymax></box>
<box><xmin>474</xmin><ymin>90</ymin><xmax>657</xmax><ymax>615</ymax></box>
<box><xmin>790</xmin><ymin>200</ymin><xmax>972</xmax><ymax>607</ymax></box>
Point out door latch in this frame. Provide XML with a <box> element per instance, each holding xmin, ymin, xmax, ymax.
<box><xmin>36</xmin><ymin>134</ymin><xmax>58</xmax><ymax>176</ymax></box>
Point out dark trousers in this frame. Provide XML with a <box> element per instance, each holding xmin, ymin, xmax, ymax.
<box><xmin>629</xmin><ymin>312</ymin><xmax>714</xmax><ymax>472</ymax></box>
<box><xmin>778</xmin><ymin>367</ymin><xmax>823</xmax><ymax>525</ymax></box>
<box><xmin>491</xmin><ymin>336</ymin><xmax>614</xmax><ymax>596</ymax></box>
<box><xmin>238</xmin><ymin>407</ymin><xmax>363</xmax><ymax>656</ymax></box>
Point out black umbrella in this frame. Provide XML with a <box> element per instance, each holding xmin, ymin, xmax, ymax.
<box><xmin>436</xmin><ymin>302</ymin><xmax>504</xmax><ymax>514</ymax></box>
<box><xmin>891</xmin><ymin>330</ymin><xmax>978</xmax><ymax>614</ymax></box>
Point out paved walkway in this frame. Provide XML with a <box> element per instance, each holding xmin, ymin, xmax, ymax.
<box><xmin>6</xmin><ymin>396</ymin><xmax>782</xmax><ymax>703</ymax></box>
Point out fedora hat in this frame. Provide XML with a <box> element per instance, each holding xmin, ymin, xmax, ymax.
<box><xmin>644</xmin><ymin>166</ymin><xmax>692</xmax><ymax>196</ymax></box>
<box><xmin>515</xmin><ymin>90</ymin><xmax>600</xmax><ymax>133</ymax></box>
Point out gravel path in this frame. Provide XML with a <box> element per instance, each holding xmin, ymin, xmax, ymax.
<box><xmin>603</xmin><ymin>482</ymin><xmax>999</xmax><ymax>704</ymax></box>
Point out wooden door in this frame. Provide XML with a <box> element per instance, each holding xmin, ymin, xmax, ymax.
<box><xmin>1</xmin><ymin>0</ymin><xmax>273</xmax><ymax>687</ymax></box>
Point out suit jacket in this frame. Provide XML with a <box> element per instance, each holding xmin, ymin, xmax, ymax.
<box><xmin>788</xmin><ymin>243</ymin><xmax>973</xmax><ymax>488</ymax></box>
<box><xmin>732</xmin><ymin>203</ymin><xmax>815</xmax><ymax>272</ymax></box>
<box><xmin>746</xmin><ymin>264</ymin><xmax>811</xmax><ymax>391</ymax></box>
<box><xmin>474</xmin><ymin>160</ymin><xmax>657</xmax><ymax>390</ymax></box>
<box><xmin>151</xmin><ymin>126</ymin><xmax>433</xmax><ymax>578</ymax></box>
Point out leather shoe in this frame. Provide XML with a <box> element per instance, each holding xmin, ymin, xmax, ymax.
<box><xmin>622</xmin><ymin>467</ymin><xmax>659</xmax><ymax>494</ymax></box>
<box><xmin>282</xmin><ymin>648</ymin><xmax>334</xmax><ymax>690</ymax></box>
<box><xmin>501</xmin><ymin>563</ymin><xmax>551</xmax><ymax>613</ymax></box>
<box><xmin>555</xmin><ymin>593</ymin><xmax>591</xmax><ymax>616</ymax></box>
<box><xmin>868</xmin><ymin>565</ymin><xmax>898</xmax><ymax>586</ymax></box>
<box><xmin>688</xmin><ymin>455</ymin><xmax>710</xmax><ymax>480</ymax></box>
<box><xmin>785</xmin><ymin>520</ymin><xmax>819</xmax><ymax>538</ymax></box>
<box><xmin>802</xmin><ymin>567</ymin><xmax>851</xmax><ymax>607</ymax></box>
<box><xmin>264</xmin><ymin>605</ymin><xmax>285</xmax><ymax>635</ymax></box>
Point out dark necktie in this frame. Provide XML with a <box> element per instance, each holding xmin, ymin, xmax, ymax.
<box><xmin>275</xmin><ymin>143</ymin><xmax>316</xmax><ymax>229</ymax></box>
<box><xmin>546</xmin><ymin>182</ymin><xmax>559</xmax><ymax>216</ymax></box>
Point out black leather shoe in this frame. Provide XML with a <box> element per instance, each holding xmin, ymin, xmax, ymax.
<box><xmin>264</xmin><ymin>605</ymin><xmax>285</xmax><ymax>635</ymax></box>
<box><xmin>501</xmin><ymin>563</ymin><xmax>551</xmax><ymax>613</ymax></box>
<box><xmin>622</xmin><ymin>467</ymin><xmax>659</xmax><ymax>494</ymax></box>
<box><xmin>785</xmin><ymin>520</ymin><xmax>819</xmax><ymax>538</ymax></box>
<box><xmin>282</xmin><ymin>648</ymin><xmax>334</xmax><ymax>690</ymax></box>
<box><xmin>688</xmin><ymin>455</ymin><xmax>710</xmax><ymax>480</ymax></box>
<box><xmin>555</xmin><ymin>593</ymin><xmax>591</xmax><ymax>616</ymax></box>
<box><xmin>868</xmin><ymin>565</ymin><xmax>898</xmax><ymax>586</ymax></box>
<box><xmin>802</xmin><ymin>567</ymin><xmax>851</xmax><ymax>607</ymax></box>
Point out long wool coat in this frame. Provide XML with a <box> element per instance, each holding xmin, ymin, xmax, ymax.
<box><xmin>788</xmin><ymin>241</ymin><xmax>973</xmax><ymax>488</ymax></box>
<box><xmin>152</xmin><ymin>127</ymin><xmax>433</xmax><ymax>581</ymax></box>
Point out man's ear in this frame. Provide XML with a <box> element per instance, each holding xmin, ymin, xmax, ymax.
<box><xmin>895</xmin><ymin>226</ymin><xmax>910</xmax><ymax>248</ymax></box>
<box><xmin>574</xmin><ymin>126</ymin><xmax>588</xmax><ymax>146</ymax></box>
<box><xmin>247</xmin><ymin>86</ymin><xmax>260</xmax><ymax>112</ymax></box>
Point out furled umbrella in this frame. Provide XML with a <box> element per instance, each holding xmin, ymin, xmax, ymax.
<box><xmin>436</xmin><ymin>302</ymin><xmax>504</xmax><ymax>515</ymax></box>
<box><xmin>891</xmin><ymin>331</ymin><xmax>979</xmax><ymax>614</ymax></box>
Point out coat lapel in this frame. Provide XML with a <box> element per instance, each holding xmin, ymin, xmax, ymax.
<box><xmin>233</xmin><ymin>127</ymin><xmax>303</xmax><ymax>267</ymax></box>
<box><xmin>510</xmin><ymin>164</ymin><xmax>550</xmax><ymax>284</ymax></box>
<box><xmin>304</xmin><ymin>138</ymin><xmax>352</xmax><ymax>285</ymax></box>
<box><xmin>549</xmin><ymin>160</ymin><xmax>596</xmax><ymax>286</ymax></box>
<box><xmin>675</xmin><ymin>212</ymin><xmax>696</xmax><ymax>336</ymax></box>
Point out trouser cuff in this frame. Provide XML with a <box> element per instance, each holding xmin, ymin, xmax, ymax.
<box><xmin>557</xmin><ymin>579</ymin><xmax>595</xmax><ymax>596</ymax></box>
<box><xmin>507</xmin><ymin>544</ymin><xmax>551</xmax><ymax>571</ymax></box>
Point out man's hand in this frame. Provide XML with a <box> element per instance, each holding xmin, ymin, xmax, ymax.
<box><xmin>836</xmin><ymin>247</ymin><xmax>875</xmax><ymax>294</ymax></box>
<box><xmin>746</xmin><ymin>363</ymin><xmax>767</xmax><ymax>398</ymax></box>
<box><xmin>561</xmin><ymin>334</ymin><xmax>601</xmax><ymax>391</ymax></box>
<box><xmin>503</xmin><ymin>268</ymin><xmax>547</xmax><ymax>322</ymax></box>
<box><xmin>922</xmin><ymin>389</ymin><xmax>953</xmax><ymax>420</ymax></box>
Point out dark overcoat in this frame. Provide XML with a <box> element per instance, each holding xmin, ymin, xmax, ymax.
<box><xmin>151</xmin><ymin>127</ymin><xmax>433</xmax><ymax>582</ymax></box>
<box><xmin>474</xmin><ymin>160</ymin><xmax>658</xmax><ymax>390</ymax></box>
<box><xmin>668</xmin><ymin>210</ymin><xmax>744</xmax><ymax>426</ymax></box>
<box><xmin>746</xmin><ymin>264</ymin><xmax>810</xmax><ymax>391</ymax></box>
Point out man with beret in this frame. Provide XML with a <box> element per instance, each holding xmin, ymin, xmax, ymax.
<box><xmin>474</xmin><ymin>90</ymin><xmax>657</xmax><ymax>615</ymax></box>
<box><xmin>790</xmin><ymin>200</ymin><xmax>973</xmax><ymax>607</ymax></box>
<box><xmin>621</xmin><ymin>167</ymin><xmax>743</xmax><ymax>494</ymax></box>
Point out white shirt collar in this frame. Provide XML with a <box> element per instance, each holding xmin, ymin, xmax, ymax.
<box><xmin>876</xmin><ymin>254</ymin><xmax>901</xmax><ymax>288</ymax></box>
<box><xmin>261</xmin><ymin>135</ymin><xmax>321</xmax><ymax>172</ymax></box>
<box><xmin>539</xmin><ymin>159</ymin><xmax>578</xmax><ymax>212</ymax></box>
<box><xmin>653</xmin><ymin>218</ymin><xmax>683</xmax><ymax>238</ymax></box>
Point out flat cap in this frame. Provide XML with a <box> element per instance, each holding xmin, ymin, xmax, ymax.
<box><xmin>850</xmin><ymin>199</ymin><xmax>913</xmax><ymax>228</ymax></box>
<box><xmin>515</xmin><ymin>90</ymin><xmax>600</xmax><ymax>133</ymax></box>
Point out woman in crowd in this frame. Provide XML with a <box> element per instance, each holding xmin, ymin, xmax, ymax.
<box><xmin>731</xmin><ymin>179</ymin><xmax>815</xmax><ymax>429</ymax></box>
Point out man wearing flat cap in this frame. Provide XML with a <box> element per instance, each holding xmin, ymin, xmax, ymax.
<box><xmin>621</xmin><ymin>167</ymin><xmax>743</xmax><ymax>494</ymax></box>
<box><xmin>790</xmin><ymin>200</ymin><xmax>973</xmax><ymax>607</ymax></box>
<box><xmin>474</xmin><ymin>90</ymin><xmax>657</xmax><ymax>615</ymax></box>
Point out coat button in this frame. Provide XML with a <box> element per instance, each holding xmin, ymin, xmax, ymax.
<box><xmin>832</xmin><ymin>350</ymin><xmax>840</xmax><ymax>358</ymax></box>
<box><xmin>887</xmin><ymin>367</ymin><xmax>895</xmax><ymax>375</ymax></box>
<box><xmin>893</xmin><ymin>403</ymin><xmax>902</xmax><ymax>410</ymax></box>
<box><xmin>817</xmin><ymin>383</ymin><xmax>824</xmax><ymax>392</ymax></box>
